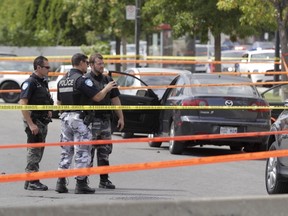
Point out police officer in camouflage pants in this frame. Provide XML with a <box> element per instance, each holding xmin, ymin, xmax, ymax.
<box><xmin>55</xmin><ymin>53</ymin><xmax>118</xmax><ymax>194</ymax></box>
<box><xmin>19</xmin><ymin>56</ymin><xmax>53</xmax><ymax>191</ymax></box>
<box><xmin>87</xmin><ymin>53</ymin><xmax>124</xmax><ymax>189</ymax></box>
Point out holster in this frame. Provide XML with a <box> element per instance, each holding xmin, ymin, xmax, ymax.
<box><xmin>80</xmin><ymin>111</ymin><xmax>95</xmax><ymax>126</ymax></box>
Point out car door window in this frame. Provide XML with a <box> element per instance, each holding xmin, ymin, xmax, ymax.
<box><xmin>124</xmin><ymin>76</ymin><xmax>135</xmax><ymax>87</ymax></box>
<box><xmin>263</xmin><ymin>85</ymin><xmax>288</xmax><ymax>103</ymax></box>
<box><xmin>169</xmin><ymin>77</ymin><xmax>184</xmax><ymax>97</ymax></box>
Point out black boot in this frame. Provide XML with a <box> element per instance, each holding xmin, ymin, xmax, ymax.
<box><xmin>98</xmin><ymin>160</ymin><xmax>115</xmax><ymax>189</ymax></box>
<box><xmin>55</xmin><ymin>178</ymin><xmax>68</xmax><ymax>193</ymax></box>
<box><xmin>75</xmin><ymin>177</ymin><xmax>95</xmax><ymax>194</ymax></box>
<box><xmin>26</xmin><ymin>180</ymin><xmax>48</xmax><ymax>191</ymax></box>
<box><xmin>99</xmin><ymin>178</ymin><xmax>116</xmax><ymax>189</ymax></box>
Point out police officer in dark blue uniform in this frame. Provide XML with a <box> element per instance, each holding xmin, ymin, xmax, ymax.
<box><xmin>55</xmin><ymin>53</ymin><xmax>117</xmax><ymax>194</ymax></box>
<box><xmin>19</xmin><ymin>56</ymin><xmax>53</xmax><ymax>191</ymax></box>
<box><xmin>87</xmin><ymin>53</ymin><xmax>124</xmax><ymax>189</ymax></box>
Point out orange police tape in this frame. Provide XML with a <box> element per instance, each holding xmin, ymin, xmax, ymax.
<box><xmin>2</xmin><ymin>80</ymin><xmax>288</xmax><ymax>94</ymax></box>
<box><xmin>0</xmin><ymin>129</ymin><xmax>287</xmax><ymax>149</ymax></box>
<box><xmin>1</xmin><ymin>149</ymin><xmax>288</xmax><ymax>183</ymax></box>
<box><xmin>1</xmin><ymin>130</ymin><xmax>288</xmax><ymax>183</ymax></box>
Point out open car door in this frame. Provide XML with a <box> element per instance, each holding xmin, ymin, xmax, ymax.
<box><xmin>110</xmin><ymin>71</ymin><xmax>160</xmax><ymax>134</ymax></box>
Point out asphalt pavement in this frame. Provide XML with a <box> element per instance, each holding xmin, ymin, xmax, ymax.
<box><xmin>0</xmin><ymin>105</ymin><xmax>286</xmax><ymax>215</ymax></box>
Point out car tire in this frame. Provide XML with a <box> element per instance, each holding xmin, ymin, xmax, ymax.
<box><xmin>1</xmin><ymin>81</ymin><xmax>20</xmax><ymax>103</ymax></box>
<box><xmin>121</xmin><ymin>132</ymin><xmax>133</xmax><ymax>138</ymax></box>
<box><xmin>169</xmin><ymin>121</ymin><xmax>184</xmax><ymax>155</ymax></box>
<box><xmin>148</xmin><ymin>134</ymin><xmax>162</xmax><ymax>147</ymax></box>
<box><xmin>265</xmin><ymin>142</ymin><xmax>288</xmax><ymax>194</ymax></box>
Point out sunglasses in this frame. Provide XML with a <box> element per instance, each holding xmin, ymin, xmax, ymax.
<box><xmin>41</xmin><ymin>66</ymin><xmax>50</xmax><ymax>69</ymax></box>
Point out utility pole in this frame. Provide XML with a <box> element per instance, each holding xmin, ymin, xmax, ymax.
<box><xmin>135</xmin><ymin>0</ymin><xmax>141</xmax><ymax>67</ymax></box>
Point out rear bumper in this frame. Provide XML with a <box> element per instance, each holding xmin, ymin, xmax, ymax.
<box><xmin>177</xmin><ymin>117</ymin><xmax>270</xmax><ymax>144</ymax></box>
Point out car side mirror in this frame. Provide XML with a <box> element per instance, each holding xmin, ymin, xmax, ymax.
<box><xmin>136</xmin><ymin>90</ymin><xmax>147</xmax><ymax>97</ymax></box>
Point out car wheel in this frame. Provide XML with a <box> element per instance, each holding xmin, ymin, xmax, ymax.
<box><xmin>148</xmin><ymin>134</ymin><xmax>162</xmax><ymax>147</ymax></box>
<box><xmin>121</xmin><ymin>132</ymin><xmax>133</xmax><ymax>138</ymax></box>
<box><xmin>265</xmin><ymin>143</ymin><xmax>288</xmax><ymax>194</ymax></box>
<box><xmin>169</xmin><ymin>121</ymin><xmax>184</xmax><ymax>155</ymax></box>
<box><xmin>1</xmin><ymin>81</ymin><xmax>20</xmax><ymax>103</ymax></box>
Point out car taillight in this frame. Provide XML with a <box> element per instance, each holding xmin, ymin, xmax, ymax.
<box><xmin>249</xmin><ymin>101</ymin><xmax>269</xmax><ymax>112</ymax></box>
<box><xmin>182</xmin><ymin>99</ymin><xmax>208</xmax><ymax>106</ymax></box>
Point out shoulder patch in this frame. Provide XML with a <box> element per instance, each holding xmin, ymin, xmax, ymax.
<box><xmin>22</xmin><ymin>82</ymin><xmax>29</xmax><ymax>90</ymax></box>
<box><xmin>85</xmin><ymin>79</ymin><xmax>93</xmax><ymax>87</ymax></box>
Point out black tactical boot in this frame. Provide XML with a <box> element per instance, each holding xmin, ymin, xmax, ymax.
<box><xmin>99</xmin><ymin>179</ymin><xmax>116</xmax><ymax>189</ymax></box>
<box><xmin>26</xmin><ymin>180</ymin><xmax>48</xmax><ymax>191</ymax></box>
<box><xmin>75</xmin><ymin>177</ymin><xmax>95</xmax><ymax>194</ymax></box>
<box><xmin>55</xmin><ymin>178</ymin><xmax>68</xmax><ymax>193</ymax></box>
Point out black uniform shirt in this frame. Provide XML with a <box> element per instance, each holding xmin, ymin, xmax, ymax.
<box><xmin>20</xmin><ymin>73</ymin><xmax>49</xmax><ymax>101</ymax></box>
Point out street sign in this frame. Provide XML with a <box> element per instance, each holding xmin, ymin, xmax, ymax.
<box><xmin>126</xmin><ymin>5</ymin><xmax>136</xmax><ymax>20</ymax></box>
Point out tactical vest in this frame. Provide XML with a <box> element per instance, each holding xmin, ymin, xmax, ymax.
<box><xmin>28</xmin><ymin>76</ymin><xmax>52</xmax><ymax>116</ymax></box>
<box><xmin>58</xmin><ymin>72</ymin><xmax>91</xmax><ymax>106</ymax></box>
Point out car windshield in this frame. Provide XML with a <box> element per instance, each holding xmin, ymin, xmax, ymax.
<box><xmin>191</xmin><ymin>78</ymin><xmax>258</xmax><ymax>97</ymax></box>
<box><xmin>0</xmin><ymin>61</ymin><xmax>33</xmax><ymax>72</ymax></box>
<box><xmin>250</xmin><ymin>53</ymin><xmax>275</xmax><ymax>62</ymax></box>
<box><xmin>221</xmin><ymin>51</ymin><xmax>245</xmax><ymax>60</ymax></box>
<box><xmin>141</xmin><ymin>75</ymin><xmax>175</xmax><ymax>86</ymax></box>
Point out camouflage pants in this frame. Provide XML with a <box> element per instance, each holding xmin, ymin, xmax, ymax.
<box><xmin>58</xmin><ymin>112</ymin><xmax>92</xmax><ymax>180</ymax></box>
<box><xmin>24</xmin><ymin>120</ymin><xmax>48</xmax><ymax>173</ymax></box>
<box><xmin>90</xmin><ymin>116</ymin><xmax>112</xmax><ymax>180</ymax></box>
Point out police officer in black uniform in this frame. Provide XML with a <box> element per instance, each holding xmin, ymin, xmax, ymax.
<box><xmin>55</xmin><ymin>53</ymin><xmax>117</xmax><ymax>194</ymax></box>
<box><xmin>87</xmin><ymin>53</ymin><xmax>124</xmax><ymax>189</ymax></box>
<box><xmin>19</xmin><ymin>56</ymin><xmax>53</xmax><ymax>191</ymax></box>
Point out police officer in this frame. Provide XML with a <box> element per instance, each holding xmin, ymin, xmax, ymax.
<box><xmin>55</xmin><ymin>53</ymin><xmax>117</xmax><ymax>194</ymax></box>
<box><xmin>19</xmin><ymin>56</ymin><xmax>53</xmax><ymax>191</ymax></box>
<box><xmin>87</xmin><ymin>53</ymin><xmax>124</xmax><ymax>189</ymax></box>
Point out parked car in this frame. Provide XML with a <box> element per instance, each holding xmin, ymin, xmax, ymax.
<box><xmin>238</xmin><ymin>49</ymin><xmax>280</xmax><ymax>84</ymax></box>
<box><xmin>265</xmin><ymin>102</ymin><xmax>288</xmax><ymax>194</ymax></box>
<box><xmin>251</xmin><ymin>41</ymin><xmax>275</xmax><ymax>50</ymax></box>
<box><xmin>0</xmin><ymin>60</ymin><xmax>33</xmax><ymax>103</ymax></box>
<box><xmin>221</xmin><ymin>50</ymin><xmax>246</xmax><ymax>72</ymax></box>
<box><xmin>113</xmin><ymin>72</ymin><xmax>271</xmax><ymax>154</ymax></box>
<box><xmin>115</xmin><ymin>67</ymin><xmax>190</xmax><ymax>137</ymax></box>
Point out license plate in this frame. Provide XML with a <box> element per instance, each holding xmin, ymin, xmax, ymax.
<box><xmin>220</xmin><ymin>127</ymin><xmax>237</xmax><ymax>134</ymax></box>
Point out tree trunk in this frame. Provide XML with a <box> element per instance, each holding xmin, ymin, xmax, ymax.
<box><xmin>213</xmin><ymin>32</ymin><xmax>221</xmax><ymax>72</ymax></box>
<box><xmin>115</xmin><ymin>36</ymin><xmax>121</xmax><ymax>71</ymax></box>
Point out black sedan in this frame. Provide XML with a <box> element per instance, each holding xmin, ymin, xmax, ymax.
<box><xmin>113</xmin><ymin>72</ymin><xmax>271</xmax><ymax>154</ymax></box>
<box><xmin>265</xmin><ymin>105</ymin><xmax>288</xmax><ymax>194</ymax></box>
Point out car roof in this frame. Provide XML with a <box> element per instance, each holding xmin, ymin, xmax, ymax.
<box><xmin>243</xmin><ymin>49</ymin><xmax>275</xmax><ymax>54</ymax></box>
<box><xmin>125</xmin><ymin>67</ymin><xmax>191</xmax><ymax>74</ymax></box>
<box><xmin>0</xmin><ymin>53</ymin><xmax>17</xmax><ymax>56</ymax></box>
<box><xmin>185</xmin><ymin>73</ymin><xmax>253</xmax><ymax>83</ymax></box>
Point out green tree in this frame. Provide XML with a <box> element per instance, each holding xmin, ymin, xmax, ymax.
<box><xmin>0</xmin><ymin>0</ymin><xmax>89</xmax><ymax>46</ymax></box>
<box><xmin>218</xmin><ymin>0</ymin><xmax>287</xmax><ymax>78</ymax></box>
<box><xmin>142</xmin><ymin>0</ymin><xmax>259</xmax><ymax>71</ymax></box>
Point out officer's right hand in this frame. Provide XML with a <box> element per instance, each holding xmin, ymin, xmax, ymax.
<box><xmin>105</xmin><ymin>81</ymin><xmax>118</xmax><ymax>92</ymax></box>
<box><xmin>29</xmin><ymin>123</ymin><xmax>39</xmax><ymax>135</ymax></box>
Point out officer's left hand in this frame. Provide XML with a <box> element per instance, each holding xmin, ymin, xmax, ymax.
<box><xmin>48</xmin><ymin>111</ymin><xmax>52</xmax><ymax>118</ymax></box>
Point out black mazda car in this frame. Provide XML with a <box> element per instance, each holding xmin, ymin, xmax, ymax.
<box><xmin>113</xmin><ymin>71</ymin><xmax>271</xmax><ymax>155</ymax></box>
